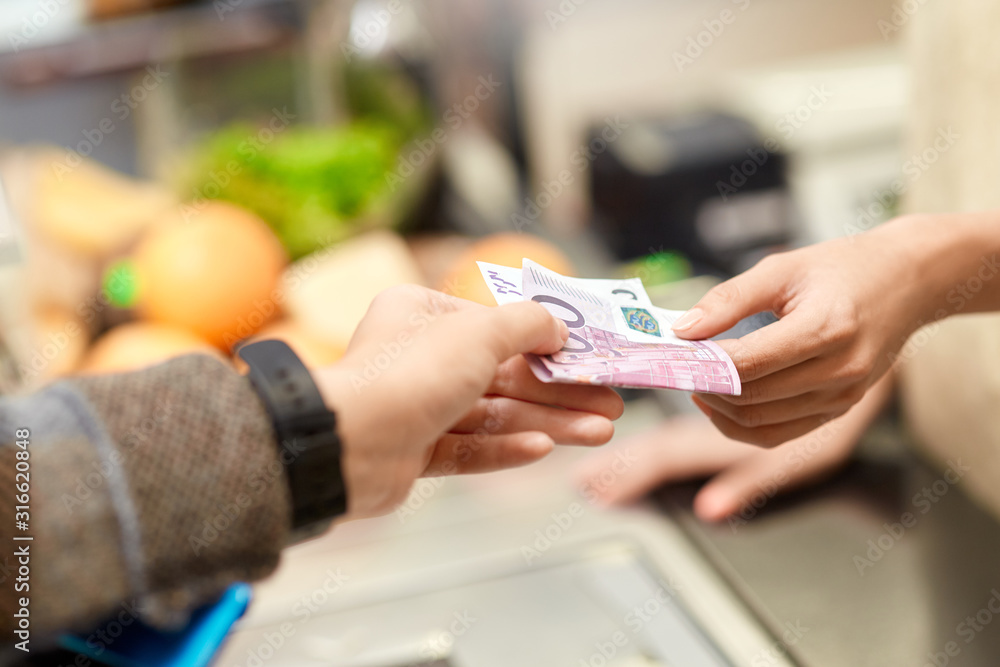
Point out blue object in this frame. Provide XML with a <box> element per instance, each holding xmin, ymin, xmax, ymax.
<box><xmin>59</xmin><ymin>583</ymin><xmax>252</xmax><ymax>667</ymax></box>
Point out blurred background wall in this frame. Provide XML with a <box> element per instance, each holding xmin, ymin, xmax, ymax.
<box><xmin>902</xmin><ymin>0</ymin><xmax>1000</xmax><ymax>520</ymax></box>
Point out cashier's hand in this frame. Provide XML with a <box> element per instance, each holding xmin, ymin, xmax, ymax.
<box><xmin>671</xmin><ymin>218</ymin><xmax>927</xmax><ymax>446</ymax></box>
<box><xmin>574</xmin><ymin>373</ymin><xmax>892</xmax><ymax>523</ymax></box>
<box><xmin>573</xmin><ymin>414</ymin><xmax>854</xmax><ymax>522</ymax></box>
<box><xmin>574</xmin><ymin>374</ymin><xmax>892</xmax><ymax>521</ymax></box>
<box><xmin>316</xmin><ymin>285</ymin><xmax>624</xmax><ymax>520</ymax></box>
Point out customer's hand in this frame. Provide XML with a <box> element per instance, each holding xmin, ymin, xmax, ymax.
<box><xmin>671</xmin><ymin>217</ymin><xmax>933</xmax><ymax>445</ymax></box>
<box><xmin>574</xmin><ymin>375</ymin><xmax>892</xmax><ymax>521</ymax></box>
<box><xmin>316</xmin><ymin>285</ymin><xmax>625</xmax><ymax>519</ymax></box>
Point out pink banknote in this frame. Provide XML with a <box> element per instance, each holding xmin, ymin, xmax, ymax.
<box><xmin>478</xmin><ymin>260</ymin><xmax>742</xmax><ymax>395</ymax></box>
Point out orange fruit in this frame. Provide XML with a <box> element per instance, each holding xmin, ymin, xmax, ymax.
<box><xmin>438</xmin><ymin>233</ymin><xmax>574</xmax><ymax>306</ymax></box>
<box><xmin>131</xmin><ymin>202</ymin><xmax>287</xmax><ymax>349</ymax></box>
<box><xmin>79</xmin><ymin>322</ymin><xmax>223</xmax><ymax>375</ymax></box>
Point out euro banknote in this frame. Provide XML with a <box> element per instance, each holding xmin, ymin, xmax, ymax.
<box><xmin>477</xmin><ymin>260</ymin><xmax>742</xmax><ymax>395</ymax></box>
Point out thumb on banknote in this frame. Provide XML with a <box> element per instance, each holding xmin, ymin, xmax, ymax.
<box><xmin>671</xmin><ymin>256</ymin><xmax>786</xmax><ymax>340</ymax></box>
<box><xmin>484</xmin><ymin>301</ymin><xmax>570</xmax><ymax>362</ymax></box>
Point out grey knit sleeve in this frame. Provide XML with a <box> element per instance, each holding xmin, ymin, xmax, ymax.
<box><xmin>0</xmin><ymin>354</ymin><xmax>292</xmax><ymax>641</ymax></box>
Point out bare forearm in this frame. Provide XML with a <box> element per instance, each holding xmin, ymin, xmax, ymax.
<box><xmin>896</xmin><ymin>211</ymin><xmax>1000</xmax><ymax>325</ymax></box>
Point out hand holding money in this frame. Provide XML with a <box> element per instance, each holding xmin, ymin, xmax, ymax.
<box><xmin>668</xmin><ymin>217</ymin><xmax>944</xmax><ymax>445</ymax></box>
<box><xmin>317</xmin><ymin>284</ymin><xmax>623</xmax><ymax>518</ymax></box>
<box><xmin>478</xmin><ymin>260</ymin><xmax>741</xmax><ymax>395</ymax></box>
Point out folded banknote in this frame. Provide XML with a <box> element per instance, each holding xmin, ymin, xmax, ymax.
<box><xmin>477</xmin><ymin>260</ymin><xmax>741</xmax><ymax>395</ymax></box>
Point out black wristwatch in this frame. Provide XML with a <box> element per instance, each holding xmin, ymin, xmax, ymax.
<box><xmin>238</xmin><ymin>340</ymin><xmax>347</xmax><ymax>541</ymax></box>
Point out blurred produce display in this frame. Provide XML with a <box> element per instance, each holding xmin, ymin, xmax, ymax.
<box><xmin>177</xmin><ymin>54</ymin><xmax>434</xmax><ymax>260</ymax></box>
<box><xmin>1</xmin><ymin>125</ymin><xmax>584</xmax><ymax>386</ymax></box>
<box><xmin>343</xmin><ymin>61</ymin><xmax>432</xmax><ymax>147</ymax></box>
<box><xmin>33</xmin><ymin>150</ymin><xmax>176</xmax><ymax>258</ymax></box>
<box><xmin>109</xmin><ymin>201</ymin><xmax>288</xmax><ymax>350</ymax></box>
<box><xmin>620</xmin><ymin>251</ymin><xmax>691</xmax><ymax>288</ymax></box>
<box><xmin>87</xmin><ymin>0</ymin><xmax>192</xmax><ymax>20</ymax></box>
<box><xmin>184</xmin><ymin>123</ymin><xmax>406</xmax><ymax>259</ymax></box>
<box><xmin>79</xmin><ymin>322</ymin><xmax>223</xmax><ymax>375</ymax></box>
<box><xmin>281</xmin><ymin>230</ymin><xmax>424</xmax><ymax>349</ymax></box>
<box><xmin>234</xmin><ymin>319</ymin><xmax>346</xmax><ymax>372</ymax></box>
<box><xmin>0</xmin><ymin>149</ymin><xmax>180</xmax><ymax>386</ymax></box>
<box><xmin>30</xmin><ymin>307</ymin><xmax>89</xmax><ymax>378</ymax></box>
<box><xmin>0</xmin><ymin>0</ymin><xmax>569</xmax><ymax>386</ymax></box>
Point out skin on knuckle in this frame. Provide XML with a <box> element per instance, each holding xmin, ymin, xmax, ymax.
<box><xmin>825</xmin><ymin>301</ymin><xmax>860</xmax><ymax>346</ymax></box>
<box><xmin>502</xmin><ymin>436</ymin><xmax>531</xmax><ymax>467</ymax></box>
<box><xmin>723</xmin><ymin>388</ymin><xmax>751</xmax><ymax>407</ymax></box>
<box><xmin>373</xmin><ymin>285</ymin><xmax>402</xmax><ymax>303</ymax></box>
<box><xmin>736</xmin><ymin>347</ymin><xmax>763</xmax><ymax>381</ymax></box>
<box><xmin>734</xmin><ymin>406</ymin><xmax>763</xmax><ymax>429</ymax></box>
<box><xmin>582</xmin><ymin>387</ymin><xmax>621</xmax><ymax>419</ymax></box>
<box><xmin>857</xmin><ymin>350</ymin><xmax>879</xmax><ymax>380</ymax></box>
<box><xmin>597</xmin><ymin>420</ymin><xmax>616</xmax><ymax>443</ymax></box>
<box><xmin>492</xmin><ymin>361</ymin><xmax>520</xmax><ymax>398</ymax></box>
<box><xmin>487</xmin><ymin>397</ymin><xmax>516</xmax><ymax>431</ymax></box>
<box><xmin>758</xmin><ymin>429</ymin><xmax>786</xmax><ymax>448</ymax></box>
<box><xmin>710</xmin><ymin>281</ymin><xmax>743</xmax><ymax>309</ymax></box>
<box><xmin>819</xmin><ymin>319</ymin><xmax>847</xmax><ymax>348</ymax></box>
<box><xmin>726</xmin><ymin>394</ymin><xmax>747</xmax><ymax>407</ymax></box>
<box><xmin>582</xmin><ymin>418</ymin><xmax>613</xmax><ymax>445</ymax></box>
<box><xmin>826</xmin><ymin>405</ymin><xmax>850</xmax><ymax>423</ymax></box>
<box><xmin>742</xmin><ymin>380</ymin><xmax>766</xmax><ymax>405</ymax></box>
<box><xmin>394</xmin><ymin>462</ymin><xmax>419</xmax><ymax>501</ymax></box>
<box><xmin>835</xmin><ymin>385</ymin><xmax>866</xmax><ymax>410</ymax></box>
<box><xmin>452</xmin><ymin>435</ymin><xmax>475</xmax><ymax>463</ymax></box>
<box><xmin>819</xmin><ymin>322</ymin><xmax>844</xmax><ymax>346</ymax></box>
<box><xmin>757</xmin><ymin>253</ymin><xmax>782</xmax><ymax>270</ymax></box>
<box><xmin>370</xmin><ymin>469</ymin><xmax>407</xmax><ymax>514</ymax></box>
<box><xmin>836</xmin><ymin>357</ymin><xmax>870</xmax><ymax>384</ymax></box>
<box><xmin>365</xmin><ymin>291</ymin><xmax>395</xmax><ymax>318</ymax></box>
<box><xmin>750</xmin><ymin>422</ymin><xmax>798</xmax><ymax>448</ymax></box>
<box><xmin>610</xmin><ymin>392</ymin><xmax>626</xmax><ymax>418</ymax></box>
<box><xmin>745</xmin><ymin>432</ymin><xmax>774</xmax><ymax>447</ymax></box>
<box><xmin>388</xmin><ymin>485</ymin><xmax>411</xmax><ymax>510</ymax></box>
<box><xmin>713</xmin><ymin>416</ymin><xmax>744</xmax><ymax>442</ymax></box>
<box><xmin>465</xmin><ymin>399</ymin><xmax>493</xmax><ymax>431</ymax></box>
<box><xmin>377</xmin><ymin>284</ymin><xmax>418</xmax><ymax>306</ymax></box>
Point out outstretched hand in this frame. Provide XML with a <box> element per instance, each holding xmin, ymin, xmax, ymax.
<box><xmin>316</xmin><ymin>285</ymin><xmax>625</xmax><ymax>519</ymax></box>
<box><xmin>671</xmin><ymin>219</ymin><xmax>928</xmax><ymax>445</ymax></box>
<box><xmin>574</xmin><ymin>375</ymin><xmax>892</xmax><ymax>521</ymax></box>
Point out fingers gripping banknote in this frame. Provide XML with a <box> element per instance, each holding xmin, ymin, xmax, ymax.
<box><xmin>478</xmin><ymin>260</ymin><xmax>742</xmax><ymax>395</ymax></box>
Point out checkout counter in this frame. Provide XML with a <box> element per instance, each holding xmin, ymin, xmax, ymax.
<box><xmin>217</xmin><ymin>389</ymin><xmax>1000</xmax><ymax>667</ymax></box>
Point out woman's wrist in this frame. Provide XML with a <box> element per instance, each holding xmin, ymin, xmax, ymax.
<box><xmin>879</xmin><ymin>212</ymin><xmax>1000</xmax><ymax>330</ymax></box>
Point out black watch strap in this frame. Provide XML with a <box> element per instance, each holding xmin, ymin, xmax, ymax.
<box><xmin>238</xmin><ymin>340</ymin><xmax>347</xmax><ymax>541</ymax></box>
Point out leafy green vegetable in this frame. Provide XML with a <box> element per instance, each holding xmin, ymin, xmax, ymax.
<box><xmin>186</xmin><ymin>123</ymin><xmax>402</xmax><ymax>258</ymax></box>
